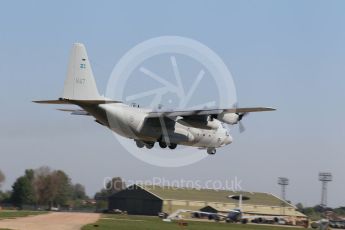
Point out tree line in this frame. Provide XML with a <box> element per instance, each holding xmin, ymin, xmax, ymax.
<box><xmin>0</xmin><ymin>167</ymin><xmax>88</xmax><ymax>209</ymax></box>
<box><xmin>296</xmin><ymin>203</ymin><xmax>345</xmax><ymax>221</ymax></box>
<box><xmin>0</xmin><ymin>168</ymin><xmax>126</xmax><ymax>211</ymax></box>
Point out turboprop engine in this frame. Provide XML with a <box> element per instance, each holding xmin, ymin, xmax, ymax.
<box><xmin>217</xmin><ymin>112</ymin><xmax>240</xmax><ymax>124</ymax></box>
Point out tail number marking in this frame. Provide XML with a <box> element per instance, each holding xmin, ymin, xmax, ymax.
<box><xmin>76</xmin><ymin>78</ymin><xmax>86</xmax><ymax>84</ymax></box>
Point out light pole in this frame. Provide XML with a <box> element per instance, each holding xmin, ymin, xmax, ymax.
<box><xmin>319</xmin><ymin>172</ymin><xmax>332</xmax><ymax>208</ymax></box>
<box><xmin>278</xmin><ymin>177</ymin><xmax>289</xmax><ymax>215</ymax></box>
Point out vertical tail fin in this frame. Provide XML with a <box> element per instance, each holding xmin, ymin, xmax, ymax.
<box><xmin>62</xmin><ymin>43</ymin><xmax>102</xmax><ymax>100</ymax></box>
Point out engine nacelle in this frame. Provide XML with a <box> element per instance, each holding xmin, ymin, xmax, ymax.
<box><xmin>179</xmin><ymin>119</ymin><xmax>219</xmax><ymax>130</ymax></box>
<box><xmin>217</xmin><ymin>112</ymin><xmax>239</xmax><ymax>124</ymax></box>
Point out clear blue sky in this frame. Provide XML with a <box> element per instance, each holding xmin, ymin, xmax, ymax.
<box><xmin>0</xmin><ymin>0</ymin><xmax>344</xmax><ymax>207</ymax></box>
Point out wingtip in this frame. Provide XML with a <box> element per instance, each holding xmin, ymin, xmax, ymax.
<box><xmin>261</xmin><ymin>107</ymin><xmax>276</xmax><ymax>111</ymax></box>
<box><xmin>265</xmin><ymin>107</ymin><xmax>276</xmax><ymax>111</ymax></box>
<box><xmin>32</xmin><ymin>100</ymin><xmax>47</xmax><ymax>104</ymax></box>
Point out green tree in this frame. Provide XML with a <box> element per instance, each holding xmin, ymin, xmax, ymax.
<box><xmin>72</xmin><ymin>183</ymin><xmax>88</xmax><ymax>200</ymax></box>
<box><xmin>33</xmin><ymin>167</ymin><xmax>73</xmax><ymax>207</ymax></box>
<box><xmin>51</xmin><ymin>170</ymin><xmax>72</xmax><ymax>206</ymax></box>
<box><xmin>11</xmin><ymin>167</ymin><xmax>87</xmax><ymax>208</ymax></box>
<box><xmin>33</xmin><ymin>166</ymin><xmax>52</xmax><ymax>205</ymax></box>
<box><xmin>11</xmin><ymin>173</ymin><xmax>35</xmax><ymax>208</ymax></box>
<box><xmin>0</xmin><ymin>190</ymin><xmax>11</xmax><ymax>203</ymax></box>
<box><xmin>302</xmin><ymin>206</ymin><xmax>322</xmax><ymax>221</ymax></box>
<box><xmin>0</xmin><ymin>170</ymin><xmax>5</xmax><ymax>188</ymax></box>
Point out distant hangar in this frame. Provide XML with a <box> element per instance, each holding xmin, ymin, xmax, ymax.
<box><xmin>108</xmin><ymin>184</ymin><xmax>306</xmax><ymax>222</ymax></box>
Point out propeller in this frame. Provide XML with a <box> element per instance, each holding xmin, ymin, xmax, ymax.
<box><xmin>237</xmin><ymin>112</ymin><xmax>248</xmax><ymax>133</ymax></box>
<box><xmin>233</xmin><ymin>103</ymin><xmax>249</xmax><ymax>133</ymax></box>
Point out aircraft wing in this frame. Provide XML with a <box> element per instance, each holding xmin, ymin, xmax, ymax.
<box><xmin>147</xmin><ymin>107</ymin><xmax>275</xmax><ymax>118</ymax></box>
<box><xmin>164</xmin><ymin>209</ymin><xmax>228</xmax><ymax>221</ymax></box>
<box><xmin>240</xmin><ymin>213</ymin><xmax>287</xmax><ymax>224</ymax></box>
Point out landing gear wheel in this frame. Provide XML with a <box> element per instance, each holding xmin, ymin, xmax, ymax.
<box><xmin>207</xmin><ymin>148</ymin><xmax>216</xmax><ymax>155</ymax></box>
<box><xmin>168</xmin><ymin>143</ymin><xmax>177</xmax><ymax>149</ymax></box>
<box><xmin>135</xmin><ymin>140</ymin><xmax>144</xmax><ymax>148</ymax></box>
<box><xmin>159</xmin><ymin>142</ymin><xmax>167</xmax><ymax>148</ymax></box>
<box><xmin>241</xmin><ymin>219</ymin><xmax>248</xmax><ymax>224</ymax></box>
<box><xmin>145</xmin><ymin>142</ymin><xmax>154</xmax><ymax>149</ymax></box>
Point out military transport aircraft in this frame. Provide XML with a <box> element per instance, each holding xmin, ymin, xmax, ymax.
<box><xmin>34</xmin><ymin>43</ymin><xmax>275</xmax><ymax>154</ymax></box>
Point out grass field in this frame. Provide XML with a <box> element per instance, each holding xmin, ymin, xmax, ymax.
<box><xmin>0</xmin><ymin>210</ymin><xmax>47</xmax><ymax>219</ymax></box>
<box><xmin>82</xmin><ymin>215</ymin><xmax>303</xmax><ymax>230</ymax></box>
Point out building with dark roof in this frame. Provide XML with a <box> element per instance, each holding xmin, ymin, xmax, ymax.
<box><xmin>108</xmin><ymin>184</ymin><xmax>306</xmax><ymax>221</ymax></box>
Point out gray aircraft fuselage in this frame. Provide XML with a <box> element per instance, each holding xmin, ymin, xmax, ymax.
<box><xmin>80</xmin><ymin>102</ymin><xmax>232</xmax><ymax>149</ymax></box>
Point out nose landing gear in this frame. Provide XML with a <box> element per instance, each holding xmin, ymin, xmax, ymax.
<box><xmin>207</xmin><ymin>148</ymin><xmax>216</xmax><ymax>155</ymax></box>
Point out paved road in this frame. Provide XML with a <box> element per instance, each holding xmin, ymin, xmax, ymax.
<box><xmin>0</xmin><ymin>212</ymin><xmax>100</xmax><ymax>230</ymax></box>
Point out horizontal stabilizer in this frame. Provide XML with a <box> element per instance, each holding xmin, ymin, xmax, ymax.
<box><xmin>33</xmin><ymin>99</ymin><xmax>71</xmax><ymax>104</ymax></box>
<box><xmin>57</xmin><ymin>108</ymin><xmax>90</xmax><ymax>116</ymax></box>
<box><xmin>33</xmin><ymin>98</ymin><xmax>122</xmax><ymax>105</ymax></box>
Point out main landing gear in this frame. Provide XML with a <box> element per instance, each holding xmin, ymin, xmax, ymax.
<box><xmin>135</xmin><ymin>140</ymin><xmax>177</xmax><ymax>149</ymax></box>
<box><xmin>159</xmin><ymin>141</ymin><xmax>177</xmax><ymax>149</ymax></box>
<box><xmin>159</xmin><ymin>141</ymin><xmax>167</xmax><ymax>148</ymax></box>
<box><xmin>168</xmin><ymin>143</ymin><xmax>177</xmax><ymax>149</ymax></box>
<box><xmin>135</xmin><ymin>140</ymin><xmax>145</xmax><ymax>148</ymax></box>
<box><xmin>158</xmin><ymin>141</ymin><xmax>177</xmax><ymax>149</ymax></box>
<box><xmin>135</xmin><ymin>140</ymin><xmax>154</xmax><ymax>149</ymax></box>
